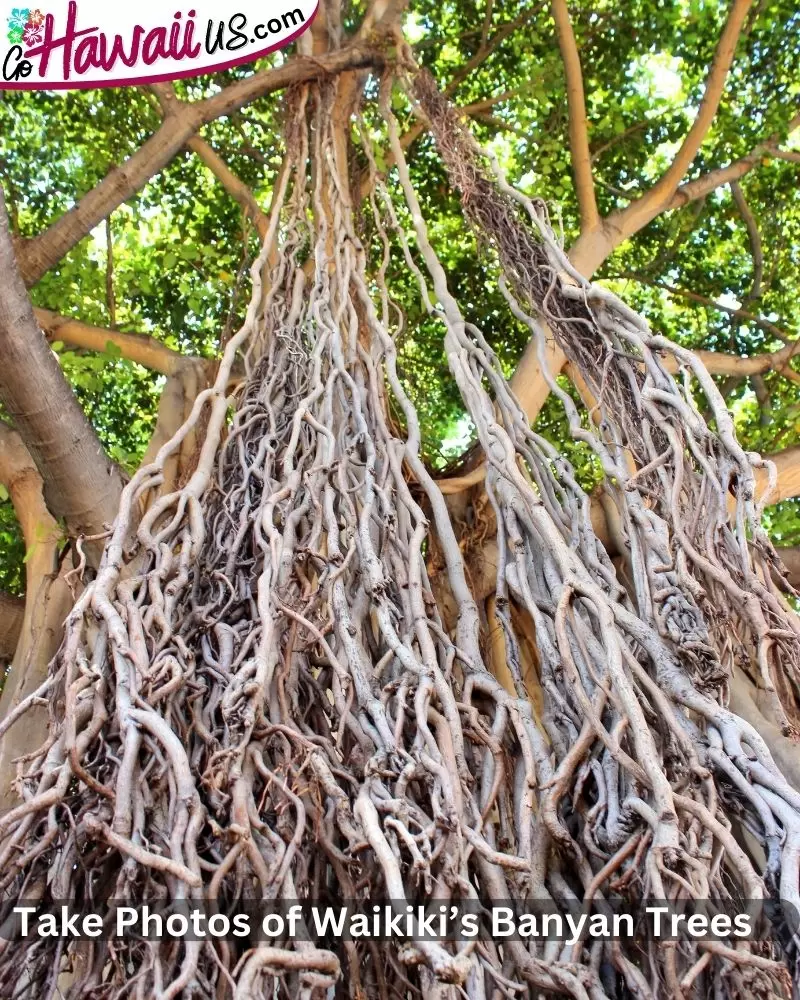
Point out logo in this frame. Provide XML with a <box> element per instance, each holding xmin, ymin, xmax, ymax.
<box><xmin>6</xmin><ymin>8</ymin><xmax>46</xmax><ymax>47</ymax></box>
<box><xmin>1</xmin><ymin>0</ymin><xmax>317</xmax><ymax>88</ymax></box>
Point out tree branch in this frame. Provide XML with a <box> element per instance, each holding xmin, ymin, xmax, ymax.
<box><xmin>755</xmin><ymin>446</ymin><xmax>800</xmax><ymax>505</ymax></box>
<box><xmin>0</xmin><ymin>423</ymin><xmax>61</xmax><ymax>563</ymax></box>
<box><xmin>16</xmin><ymin>45</ymin><xmax>378</xmax><ymax>287</ymax></box>
<box><xmin>151</xmin><ymin>83</ymin><xmax>271</xmax><ymax>242</ymax></box>
<box><xmin>772</xmin><ymin>148</ymin><xmax>800</xmax><ymax>164</ymax></box>
<box><xmin>600</xmin><ymin>0</ymin><xmax>753</xmax><ymax>243</ymax></box>
<box><xmin>0</xmin><ymin>190</ymin><xmax>124</xmax><ymax>538</ymax></box>
<box><xmin>562</xmin><ymin>331</ymin><xmax>800</xmax><ymax>386</ymax></box>
<box><xmin>608</xmin><ymin>273</ymin><xmax>793</xmax><ymax>346</ymax></box>
<box><xmin>444</xmin><ymin>8</ymin><xmax>537</xmax><ymax>97</ymax></box>
<box><xmin>665</xmin><ymin>111</ymin><xmax>800</xmax><ymax>209</ymax></box>
<box><xmin>550</xmin><ymin>0</ymin><xmax>599</xmax><ymax>232</ymax></box>
<box><xmin>607</xmin><ymin>336</ymin><xmax>800</xmax><ymax>381</ymax></box>
<box><xmin>33</xmin><ymin>307</ymin><xmax>189</xmax><ymax>377</ymax></box>
<box><xmin>729</xmin><ymin>179</ymin><xmax>763</xmax><ymax>300</ymax></box>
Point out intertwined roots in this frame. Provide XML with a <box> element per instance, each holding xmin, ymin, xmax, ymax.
<box><xmin>0</xmin><ymin>66</ymin><xmax>799</xmax><ymax>1000</ymax></box>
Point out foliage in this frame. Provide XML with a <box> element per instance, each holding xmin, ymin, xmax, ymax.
<box><xmin>0</xmin><ymin>493</ymin><xmax>24</xmax><ymax>595</ymax></box>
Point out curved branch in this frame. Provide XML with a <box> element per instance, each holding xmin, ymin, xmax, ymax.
<box><xmin>0</xmin><ymin>191</ymin><xmax>123</xmax><ymax>538</ymax></box>
<box><xmin>666</xmin><ymin>111</ymin><xmax>800</xmax><ymax>209</ymax></box>
<box><xmin>729</xmin><ymin>180</ymin><xmax>763</xmax><ymax>300</ymax></box>
<box><xmin>151</xmin><ymin>82</ymin><xmax>271</xmax><ymax>242</ymax></box>
<box><xmin>601</xmin><ymin>0</ymin><xmax>753</xmax><ymax>241</ymax></box>
<box><xmin>772</xmin><ymin>148</ymin><xmax>800</xmax><ymax>164</ymax></box>
<box><xmin>550</xmin><ymin>0</ymin><xmax>599</xmax><ymax>231</ymax></box>
<box><xmin>33</xmin><ymin>308</ymin><xmax>189</xmax><ymax>377</ymax></box>
<box><xmin>754</xmin><ymin>446</ymin><xmax>800</xmax><ymax>505</ymax></box>
<box><xmin>187</xmin><ymin>136</ymin><xmax>270</xmax><ymax>241</ymax></box>
<box><xmin>563</xmin><ymin>339</ymin><xmax>800</xmax><ymax>384</ymax></box>
<box><xmin>672</xmin><ymin>342</ymin><xmax>800</xmax><ymax>380</ymax></box>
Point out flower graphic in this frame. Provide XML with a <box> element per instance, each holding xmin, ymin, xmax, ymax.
<box><xmin>22</xmin><ymin>21</ymin><xmax>41</xmax><ymax>44</ymax></box>
<box><xmin>6</xmin><ymin>7</ymin><xmax>29</xmax><ymax>43</ymax></box>
<box><xmin>26</xmin><ymin>7</ymin><xmax>43</xmax><ymax>26</ymax></box>
<box><xmin>7</xmin><ymin>7</ymin><xmax>29</xmax><ymax>30</ymax></box>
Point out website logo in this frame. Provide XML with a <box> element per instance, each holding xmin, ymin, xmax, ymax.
<box><xmin>1</xmin><ymin>0</ymin><xmax>317</xmax><ymax>88</ymax></box>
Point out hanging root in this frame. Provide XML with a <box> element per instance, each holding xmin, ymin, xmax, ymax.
<box><xmin>0</xmin><ymin>64</ymin><xmax>798</xmax><ymax>1000</ymax></box>
<box><xmin>410</xmin><ymin>66</ymin><xmax>800</xmax><ymax>729</ymax></box>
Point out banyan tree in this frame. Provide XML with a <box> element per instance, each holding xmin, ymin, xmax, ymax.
<box><xmin>1</xmin><ymin>1</ymin><xmax>800</xmax><ymax>997</ymax></box>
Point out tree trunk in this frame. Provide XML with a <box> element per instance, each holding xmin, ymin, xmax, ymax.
<box><xmin>0</xmin><ymin>427</ymin><xmax>74</xmax><ymax>811</ymax></box>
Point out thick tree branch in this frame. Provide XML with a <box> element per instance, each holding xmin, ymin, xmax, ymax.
<box><xmin>599</xmin><ymin>0</ymin><xmax>753</xmax><ymax>245</ymax></box>
<box><xmin>186</xmin><ymin>136</ymin><xmax>271</xmax><ymax>242</ymax></box>
<box><xmin>33</xmin><ymin>307</ymin><xmax>189</xmax><ymax>377</ymax></box>
<box><xmin>0</xmin><ymin>424</ymin><xmax>58</xmax><ymax>556</ymax></box>
<box><xmin>772</xmin><ymin>148</ymin><xmax>800</xmax><ymax>164</ymax></box>
<box><xmin>151</xmin><ymin>83</ymin><xmax>271</xmax><ymax>242</ymax></box>
<box><xmin>665</xmin><ymin>112</ymin><xmax>800</xmax><ymax>209</ymax></box>
<box><xmin>16</xmin><ymin>45</ymin><xmax>378</xmax><ymax>287</ymax></box>
<box><xmin>0</xmin><ymin>191</ymin><xmax>123</xmax><ymax>538</ymax></box>
<box><xmin>649</xmin><ymin>0</ymin><xmax>753</xmax><ymax>192</ymax></box>
<box><xmin>561</xmin><ymin>335</ymin><xmax>800</xmax><ymax>384</ymax></box>
<box><xmin>550</xmin><ymin>0</ymin><xmax>599</xmax><ymax>232</ymax></box>
<box><xmin>671</xmin><ymin>341</ymin><xmax>800</xmax><ymax>381</ymax></box>
<box><xmin>754</xmin><ymin>446</ymin><xmax>800</xmax><ymax>505</ymax></box>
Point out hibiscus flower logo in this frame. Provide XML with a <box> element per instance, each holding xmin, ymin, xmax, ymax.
<box><xmin>6</xmin><ymin>7</ymin><xmax>47</xmax><ymax>47</ymax></box>
<box><xmin>22</xmin><ymin>20</ymin><xmax>40</xmax><ymax>44</ymax></box>
<box><xmin>6</xmin><ymin>7</ymin><xmax>29</xmax><ymax>42</ymax></box>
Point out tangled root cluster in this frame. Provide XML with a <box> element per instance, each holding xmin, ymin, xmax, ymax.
<box><xmin>0</xmin><ymin>63</ymin><xmax>799</xmax><ymax>1000</ymax></box>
